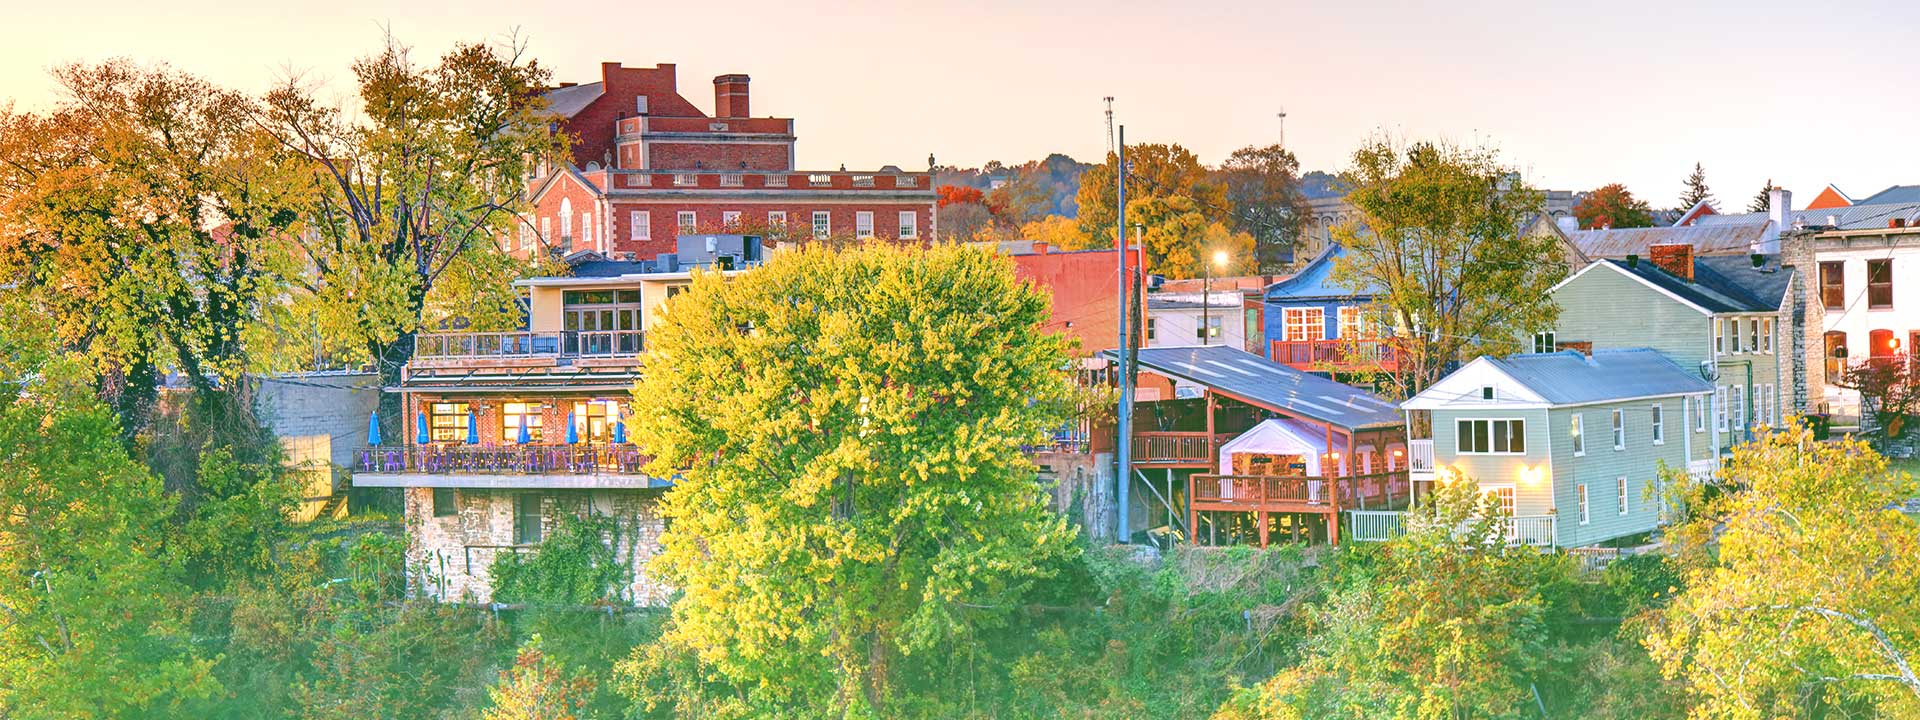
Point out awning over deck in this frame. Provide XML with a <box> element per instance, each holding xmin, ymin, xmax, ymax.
<box><xmin>1105</xmin><ymin>345</ymin><xmax>1403</xmax><ymax>431</ymax></box>
<box><xmin>1216</xmin><ymin>418</ymin><xmax>1353</xmax><ymax>476</ymax></box>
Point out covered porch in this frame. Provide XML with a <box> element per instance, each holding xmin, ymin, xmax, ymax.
<box><xmin>1109</xmin><ymin>346</ymin><xmax>1412</xmax><ymax>549</ymax></box>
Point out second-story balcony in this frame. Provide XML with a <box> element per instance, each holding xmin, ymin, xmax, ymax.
<box><xmin>413</xmin><ymin>330</ymin><xmax>646</xmax><ymax>365</ymax></box>
<box><xmin>1268</xmin><ymin>338</ymin><xmax>1404</xmax><ymax>372</ymax></box>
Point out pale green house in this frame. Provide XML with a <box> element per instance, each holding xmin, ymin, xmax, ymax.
<box><xmin>1535</xmin><ymin>252</ymin><xmax>1795</xmax><ymax>477</ymax></box>
<box><xmin>1401</xmin><ymin>349</ymin><xmax>1711</xmax><ymax>548</ymax></box>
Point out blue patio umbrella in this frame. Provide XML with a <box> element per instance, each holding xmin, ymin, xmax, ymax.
<box><xmin>516</xmin><ymin>417</ymin><xmax>531</xmax><ymax>445</ymax></box>
<box><xmin>565</xmin><ymin>411</ymin><xmax>579</xmax><ymax>445</ymax></box>
<box><xmin>366</xmin><ymin>411</ymin><xmax>382</xmax><ymax>446</ymax></box>
<box><xmin>611</xmin><ymin>420</ymin><xmax>627</xmax><ymax>445</ymax></box>
<box><xmin>467</xmin><ymin>412</ymin><xmax>480</xmax><ymax>445</ymax></box>
<box><xmin>416</xmin><ymin>413</ymin><xmax>428</xmax><ymax>444</ymax></box>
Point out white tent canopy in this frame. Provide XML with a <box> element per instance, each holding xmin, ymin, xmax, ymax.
<box><xmin>1217</xmin><ymin>418</ymin><xmax>1349</xmax><ymax>476</ymax></box>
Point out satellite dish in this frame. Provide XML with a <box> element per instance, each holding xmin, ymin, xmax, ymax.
<box><xmin>1698</xmin><ymin>361</ymin><xmax>1720</xmax><ymax>382</ymax></box>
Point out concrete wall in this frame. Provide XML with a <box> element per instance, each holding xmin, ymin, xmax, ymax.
<box><xmin>254</xmin><ymin>372</ymin><xmax>382</xmax><ymax>520</ymax></box>
<box><xmin>405</xmin><ymin>487</ymin><xmax>670</xmax><ymax>605</ymax></box>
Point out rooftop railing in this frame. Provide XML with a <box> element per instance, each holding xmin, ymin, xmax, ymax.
<box><xmin>413</xmin><ymin>330</ymin><xmax>645</xmax><ymax>360</ymax></box>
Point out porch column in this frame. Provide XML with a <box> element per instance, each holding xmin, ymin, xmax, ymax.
<box><xmin>1257</xmin><ymin>511</ymin><xmax>1269</xmax><ymax>548</ymax></box>
<box><xmin>1205</xmin><ymin>389</ymin><xmax>1217</xmax><ymax>464</ymax></box>
<box><xmin>1328</xmin><ymin>427</ymin><xmax>1344</xmax><ymax>546</ymax></box>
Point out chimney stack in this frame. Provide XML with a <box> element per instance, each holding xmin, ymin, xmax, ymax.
<box><xmin>713</xmin><ymin>74</ymin><xmax>751</xmax><ymax>118</ymax></box>
<box><xmin>1761</xmin><ymin>186</ymin><xmax>1791</xmax><ymax>254</ymax></box>
<box><xmin>1648</xmin><ymin>243</ymin><xmax>1695</xmax><ymax>282</ymax></box>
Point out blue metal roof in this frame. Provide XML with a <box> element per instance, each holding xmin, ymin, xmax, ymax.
<box><xmin>1263</xmin><ymin>245</ymin><xmax>1382</xmax><ymax>302</ymax></box>
<box><xmin>1105</xmin><ymin>345</ymin><xmax>1403</xmax><ymax>430</ymax></box>
<box><xmin>1486</xmin><ymin>349</ymin><xmax>1711</xmax><ymax>405</ymax></box>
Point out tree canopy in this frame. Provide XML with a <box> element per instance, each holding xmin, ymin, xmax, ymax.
<box><xmin>1215</xmin><ymin>143</ymin><xmax>1314</xmax><ymax>273</ymax></box>
<box><xmin>620</xmin><ymin>243</ymin><xmax>1081</xmax><ymax>717</ymax></box>
<box><xmin>1329</xmin><ymin>137</ymin><xmax>1568</xmax><ymax>398</ymax></box>
<box><xmin>1648</xmin><ymin>422</ymin><xmax>1920</xmax><ymax>717</ymax></box>
<box><xmin>1573</xmin><ymin>183</ymin><xmax>1655</xmax><ymax>230</ymax></box>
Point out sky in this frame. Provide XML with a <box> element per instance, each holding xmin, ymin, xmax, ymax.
<box><xmin>5</xmin><ymin>0</ymin><xmax>1918</xmax><ymax>209</ymax></box>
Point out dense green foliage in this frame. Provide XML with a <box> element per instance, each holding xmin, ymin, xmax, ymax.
<box><xmin>491</xmin><ymin>515</ymin><xmax>633</xmax><ymax>606</ymax></box>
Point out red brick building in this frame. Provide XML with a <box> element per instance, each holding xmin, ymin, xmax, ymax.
<box><xmin>516</xmin><ymin>62</ymin><xmax>936</xmax><ymax>260</ymax></box>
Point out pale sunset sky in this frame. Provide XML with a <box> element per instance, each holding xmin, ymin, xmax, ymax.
<box><xmin>4</xmin><ymin>0</ymin><xmax>1917</xmax><ymax>207</ymax></box>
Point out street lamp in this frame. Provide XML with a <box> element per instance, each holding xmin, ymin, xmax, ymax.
<box><xmin>1202</xmin><ymin>251</ymin><xmax>1229</xmax><ymax>346</ymax></box>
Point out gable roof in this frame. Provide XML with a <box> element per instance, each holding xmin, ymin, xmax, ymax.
<box><xmin>1484</xmin><ymin>349</ymin><xmax>1711</xmax><ymax>406</ymax></box>
<box><xmin>1565</xmin><ymin>222</ymin><xmax>1771</xmax><ymax>258</ymax></box>
<box><xmin>1806</xmin><ymin>184</ymin><xmax>1854</xmax><ymax>210</ymax></box>
<box><xmin>1263</xmin><ymin>245</ymin><xmax>1382</xmax><ymax>302</ymax></box>
<box><xmin>1600</xmin><ymin>256</ymin><xmax>1793</xmax><ymax>314</ymax></box>
<box><xmin>1106</xmin><ymin>345</ymin><xmax>1403</xmax><ymax>431</ymax></box>
<box><xmin>1696</xmin><ymin>201</ymin><xmax>1920</xmax><ymax>231</ymax></box>
<box><xmin>544</xmin><ymin>82</ymin><xmax>605</xmax><ymax>118</ymax></box>
<box><xmin>1858</xmin><ymin>184</ymin><xmax>1920</xmax><ymax>206</ymax></box>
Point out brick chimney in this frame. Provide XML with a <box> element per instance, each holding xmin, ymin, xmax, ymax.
<box><xmin>713</xmin><ymin>74</ymin><xmax>751</xmax><ymax>118</ymax></box>
<box><xmin>1648</xmin><ymin>243</ymin><xmax>1695</xmax><ymax>282</ymax></box>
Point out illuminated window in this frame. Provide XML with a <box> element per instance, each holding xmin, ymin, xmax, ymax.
<box><xmin>503</xmin><ymin>402</ymin><xmax>543</xmax><ymax>443</ymax></box>
<box><xmin>428</xmin><ymin>402</ymin><xmax>469</xmax><ymax>443</ymax></box>
<box><xmin>1282</xmin><ymin>308</ymin><xmax>1324</xmax><ymax>342</ymax></box>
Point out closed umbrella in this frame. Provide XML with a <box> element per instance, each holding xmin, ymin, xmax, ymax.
<box><xmin>611</xmin><ymin>420</ymin><xmax>627</xmax><ymax>445</ymax></box>
<box><xmin>565</xmin><ymin>411</ymin><xmax>579</xmax><ymax>445</ymax></box>
<box><xmin>517</xmin><ymin>418</ymin><xmax>531</xmax><ymax>445</ymax></box>
<box><xmin>366</xmin><ymin>411</ymin><xmax>382</xmax><ymax>446</ymax></box>
<box><xmin>416</xmin><ymin>413</ymin><xmax>428</xmax><ymax>445</ymax></box>
<box><xmin>467</xmin><ymin>412</ymin><xmax>480</xmax><ymax>445</ymax></box>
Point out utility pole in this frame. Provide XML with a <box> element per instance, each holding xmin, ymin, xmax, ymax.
<box><xmin>1115</xmin><ymin>124</ymin><xmax>1131</xmax><ymax>545</ymax></box>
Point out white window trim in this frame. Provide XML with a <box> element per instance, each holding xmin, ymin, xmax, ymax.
<box><xmin>768</xmin><ymin>210</ymin><xmax>787</xmax><ymax>228</ymax></box>
<box><xmin>1617</xmin><ymin>476</ymin><xmax>1629</xmax><ymax>515</ymax></box>
<box><xmin>1282</xmin><ymin>307</ymin><xmax>1325</xmax><ymax>342</ymax></box>
<box><xmin>1454</xmin><ymin>417</ymin><xmax>1529</xmax><ymax>456</ymax></box>
<box><xmin>631</xmin><ymin>210</ymin><xmax>651</xmax><ymax>241</ymax></box>
<box><xmin>1716</xmin><ymin>386</ymin><xmax>1728</xmax><ymax>432</ymax></box>
<box><xmin>812</xmin><ymin>210</ymin><xmax>831</xmax><ymax>239</ymax></box>
<box><xmin>677</xmin><ymin>210</ymin><xmax>698</xmax><ymax>235</ymax></box>
<box><xmin>722</xmin><ymin>210</ymin><xmax>742</xmax><ymax>229</ymax></box>
<box><xmin>1578</xmin><ymin>484</ymin><xmax>1590</xmax><ymax>525</ymax></box>
<box><xmin>855</xmin><ymin>210</ymin><xmax>875</xmax><ymax>239</ymax></box>
<box><xmin>1612</xmin><ymin>408</ymin><xmax>1625</xmax><ymax>451</ymax></box>
<box><xmin>898</xmin><ymin>210</ymin><xmax>917</xmax><ymax>238</ymax></box>
<box><xmin>1571</xmin><ymin>412</ymin><xmax>1585</xmax><ymax>457</ymax></box>
<box><xmin>1651</xmin><ymin>404</ymin><xmax>1664</xmax><ymax>445</ymax></box>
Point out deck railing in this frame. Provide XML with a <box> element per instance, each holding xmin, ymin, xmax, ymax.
<box><xmin>1503</xmin><ymin>515</ymin><xmax>1557</xmax><ymax>547</ymax></box>
<box><xmin>1407</xmin><ymin>439</ymin><xmax>1435</xmax><ymax>473</ymax></box>
<box><xmin>1347</xmin><ymin>510</ymin><xmax>1405</xmax><ymax>541</ymax></box>
<box><xmin>413</xmin><ymin>330</ymin><xmax>645</xmax><ymax>360</ymax></box>
<box><xmin>1268</xmin><ymin>337</ymin><xmax>1402</xmax><ymax>370</ymax></box>
<box><xmin>1191</xmin><ymin>471</ymin><xmax>1409</xmax><ymax>509</ymax></box>
<box><xmin>353</xmin><ymin>444</ymin><xmax>649</xmax><ymax>476</ymax></box>
<box><xmin>1131</xmin><ymin>432</ymin><xmax>1227</xmax><ymax>464</ymax></box>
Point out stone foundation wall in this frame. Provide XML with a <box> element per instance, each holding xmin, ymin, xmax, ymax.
<box><xmin>404</xmin><ymin>487</ymin><xmax>671</xmax><ymax>606</ymax></box>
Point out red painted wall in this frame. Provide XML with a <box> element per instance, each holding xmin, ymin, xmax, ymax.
<box><xmin>1008</xmin><ymin>245</ymin><xmax>1145</xmax><ymax>356</ymax></box>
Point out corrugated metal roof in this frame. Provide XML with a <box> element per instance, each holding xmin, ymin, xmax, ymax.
<box><xmin>1485</xmin><ymin>349</ymin><xmax>1711</xmax><ymax>405</ymax></box>
<box><xmin>1566</xmin><ymin>222</ymin><xmax>1771</xmax><ymax>258</ymax></box>
<box><xmin>1857</xmin><ymin>185</ymin><xmax>1920</xmax><ymax>205</ymax></box>
<box><xmin>1695</xmin><ymin>202</ymin><xmax>1920</xmax><ymax>231</ymax></box>
<box><xmin>1106</xmin><ymin>345</ymin><xmax>1403</xmax><ymax>430</ymax></box>
<box><xmin>544</xmin><ymin>82</ymin><xmax>604</xmax><ymax>118</ymax></box>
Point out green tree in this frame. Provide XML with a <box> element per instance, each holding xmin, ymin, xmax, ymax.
<box><xmin>1677</xmin><ymin>161</ymin><xmax>1714</xmax><ymax>211</ymax></box>
<box><xmin>0</xmin><ymin>61</ymin><xmax>303</xmax><ymax>450</ymax></box>
<box><xmin>1329</xmin><ymin>137</ymin><xmax>1568</xmax><ymax>398</ymax></box>
<box><xmin>1216</xmin><ymin>477</ymin><xmax>1576</xmax><ymax>720</ymax></box>
<box><xmin>256</xmin><ymin>35</ymin><xmax>566</xmax><ymax>418</ymax></box>
<box><xmin>1216</xmin><ymin>143</ymin><xmax>1314</xmax><ymax>273</ymax></box>
<box><xmin>1127</xmin><ymin>195</ymin><xmax>1256</xmax><ymax>279</ymax></box>
<box><xmin>0</xmin><ymin>358</ymin><xmax>218</xmax><ymax>718</ymax></box>
<box><xmin>617</xmin><ymin>244</ymin><xmax>1080</xmax><ymax>717</ymax></box>
<box><xmin>1075</xmin><ymin>143</ymin><xmax>1228</xmax><ymax>252</ymax></box>
<box><xmin>1646</xmin><ymin>422</ymin><xmax>1920</xmax><ymax>717</ymax></box>
<box><xmin>482</xmin><ymin>639</ymin><xmax>598</xmax><ymax>720</ymax></box>
<box><xmin>1748</xmin><ymin>179</ymin><xmax>1773</xmax><ymax>213</ymax></box>
<box><xmin>1573</xmin><ymin>183</ymin><xmax>1655</xmax><ymax>230</ymax></box>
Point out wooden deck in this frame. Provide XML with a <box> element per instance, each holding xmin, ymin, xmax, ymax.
<box><xmin>1188</xmin><ymin>471</ymin><xmax>1412</xmax><ymax>547</ymax></box>
<box><xmin>1130</xmin><ymin>432</ymin><xmax>1232</xmax><ymax>466</ymax></box>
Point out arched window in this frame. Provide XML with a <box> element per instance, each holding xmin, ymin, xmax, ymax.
<box><xmin>1824</xmin><ymin>331</ymin><xmax>1848</xmax><ymax>381</ymax></box>
<box><xmin>1869</xmin><ymin>329</ymin><xmax>1899</xmax><ymax>364</ymax></box>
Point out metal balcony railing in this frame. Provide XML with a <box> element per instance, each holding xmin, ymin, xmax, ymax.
<box><xmin>353</xmin><ymin>444</ymin><xmax>649</xmax><ymax>476</ymax></box>
<box><xmin>413</xmin><ymin>330</ymin><xmax>645</xmax><ymax>360</ymax></box>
